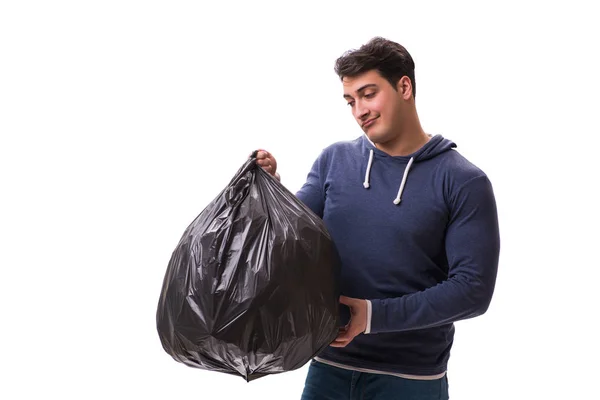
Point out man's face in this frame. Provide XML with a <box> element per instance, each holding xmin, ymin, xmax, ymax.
<box><xmin>342</xmin><ymin>70</ymin><xmax>407</xmax><ymax>144</ymax></box>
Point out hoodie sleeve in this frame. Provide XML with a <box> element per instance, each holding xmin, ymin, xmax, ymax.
<box><xmin>295</xmin><ymin>151</ymin><xmax>327</xmax><ymax>218</ymax></box>
<box><xmin>368</xmin><ymin>174</ymin><xmax>500</xmax><ymax>333</ymax></box>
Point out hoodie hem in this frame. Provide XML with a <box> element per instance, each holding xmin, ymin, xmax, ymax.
<box><xmin>314</xmin><ymin>353</ymin><xmax>448</xmax><ymax>377</ymax></box>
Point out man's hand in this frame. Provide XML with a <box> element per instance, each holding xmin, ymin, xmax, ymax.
<box><xmin>330</xmin><ymin>296</ymin><xmax>368</xmax><ymax>348</ymax></box>
<box><xmin>254</xmin><ymin>150</ymin><xmax>279</xmax><ymax>180</ymax></box>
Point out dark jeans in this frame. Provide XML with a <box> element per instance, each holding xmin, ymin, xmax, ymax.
<box><xmin>300</xmin><ymin>360</ymin><xmax>449</xmax><ymax>400</ymax></box>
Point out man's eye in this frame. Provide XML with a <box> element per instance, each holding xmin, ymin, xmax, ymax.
<box><xmin>347</xmin><ymin>101</ymin><xmax>355</xmax><ymax>107</ymax></box>
<box><xmin>364</xmin><ymin>92</ymin><xmax>376</xmax><ymax>98</ymax></box>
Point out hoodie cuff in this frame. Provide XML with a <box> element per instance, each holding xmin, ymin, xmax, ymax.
<box><xmin>364</xmin><ymin>299</ymin><xmax>372</xmax><ymax>334</ymax></box>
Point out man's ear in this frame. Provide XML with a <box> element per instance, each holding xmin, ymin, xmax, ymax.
<box><xmin>396</xmin><ymin>76</ymin><xmax>413</xmax><ymax>100</ymax></box>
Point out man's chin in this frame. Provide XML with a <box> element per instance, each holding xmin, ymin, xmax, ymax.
<box><xmin>365</xmin><ymin>131</ymin><xmax>384</xmax><ymax>143</ymax></box>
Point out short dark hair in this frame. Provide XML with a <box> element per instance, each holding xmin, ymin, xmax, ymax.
<box><xmin>334</xmin><ymin>37</ymin><xmax>416</xmax><ymax>97</ymax></box>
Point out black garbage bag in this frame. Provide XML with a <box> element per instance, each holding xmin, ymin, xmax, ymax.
<box><xmin>156</xmin><ymin>152</ymin><xmax>341</xmax><ymax>381</ymax></box>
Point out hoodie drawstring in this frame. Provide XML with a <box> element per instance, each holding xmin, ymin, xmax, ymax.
<box><xmin>363</xmin><ymin>149</ymin><xmax>374</xmax><ymax>189</ymax></box>
<box><xmin>363</xmin><ymin>150</ymin><xmax>414</xmax><ymax>205</ymax></box>
<box><xmin>393</xmin><ymin>157</ymin><xmax>414</xmax><ymax>205</ymax></box>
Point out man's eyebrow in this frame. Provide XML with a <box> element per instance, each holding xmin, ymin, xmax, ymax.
<box><xmin>343</xmin><ymin>83</ymin><xmax>378</xmax><ymax>99</ymax></box>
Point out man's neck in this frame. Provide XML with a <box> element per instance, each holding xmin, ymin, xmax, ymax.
<box><xmin>375</xmin><ymin>129</ymin><xmax>431</xmax><ymax>157</ymax></box>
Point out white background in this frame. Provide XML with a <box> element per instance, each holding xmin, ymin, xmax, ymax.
<box><xmin>1</xmin><ymin>1</ymin><xmax>598</xmax><ymax>399</ymax></box>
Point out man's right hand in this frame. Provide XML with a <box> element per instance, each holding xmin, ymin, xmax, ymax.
<box><xmin>254</xmin><ymin>150</ymin><xmax>280</xmax><ymax>181</ymax></box>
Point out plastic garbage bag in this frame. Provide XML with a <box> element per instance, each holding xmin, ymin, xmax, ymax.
<box><xmin>156</xmin><ymin>151</ymin><xmax>341</xmax><ymax>381</ymax></box>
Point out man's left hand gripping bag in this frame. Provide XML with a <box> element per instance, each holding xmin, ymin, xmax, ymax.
<box><xmin>156</xmin><ymin>153</ymin><xmax>341</xmax><ymax>381</ymax></box>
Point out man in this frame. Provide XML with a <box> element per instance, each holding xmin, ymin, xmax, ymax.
<box><xmin>257</xmin><ymin>37</ymin><xmax>500</xmax><ymax>400</ymax></box>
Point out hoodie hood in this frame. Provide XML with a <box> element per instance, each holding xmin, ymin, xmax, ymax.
<box><xmin>361</xmin><ymin>134</ymin><xmax>456</xmax><ymax>162</ymax></box>
<box><xmin>360</xmin><ymin>134</ymin><xmax>457</xmax><ymax>205</ymax></box>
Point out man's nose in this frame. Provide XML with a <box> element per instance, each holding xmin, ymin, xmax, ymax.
<box><xmin>354</xmin><ymin>101</ymin><xmax>369</xmax><ymax>120</ymax></box>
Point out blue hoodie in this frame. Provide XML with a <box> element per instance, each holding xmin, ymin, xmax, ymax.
<box><xmin>296</xmin><ymin>134</ymin><xmax>500</xmax><ymax>376</ymax></box>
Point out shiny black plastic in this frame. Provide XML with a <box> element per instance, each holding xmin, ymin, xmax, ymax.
<box><xmin>156</xmin><ymin>154</ymin><xmax>341</xmax><ymax>381</ymax></box>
